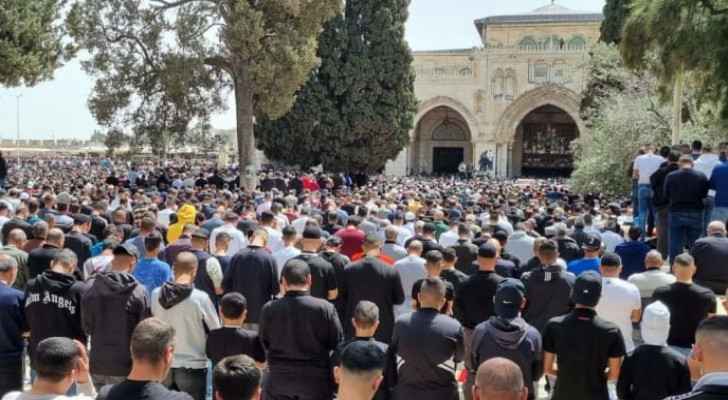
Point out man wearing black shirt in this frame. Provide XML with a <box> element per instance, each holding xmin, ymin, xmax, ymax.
<box><xmin>691</xmin><ymin>221</ymin><xmax>728</xmax><ymax>294</ymax></box>
<box><xmin>340</xmin><ymin>236</ymin><xmax>405</xmax><ymax>344</ymax></box>
<box><xmin>206</xmin><ymin>293</ymin><xmax>265</xmax><ymax>367</ymax></box>
<box><xmin>543</xmin><ymin>271</ymin><xmax>626</xmax><ymax>400</ymax></box>
<box><xmin>213</xmin><ymin>355</ymin><xmax>261</xmax><ymax>400</ymax></box>
<box><xmin>664</xmin><ymin>155</ymin><xmax>710</xmax><ymax>262</ymax></box>
<box><xmin>64</xmin><ymin>214</ymin><xmax>93</xmax><ymax>269</ymax></box>
<box><xmin>651</xmin><ymin>150</ymin><xmax>680</xmax><ymax>257</ymax></box>
<box><xmin>0</xmin><ymin>256</ymin><xmax>25</xmax><ymax>397</ymax></box>
<box><xmin>451</xmin><ymin>224</ymin><xmax>478</xmax><ymax>275</ymax></box>
<box><xmin>259</xmin><ymin>260</ymin><xmax>343</xmax><ymax>400</ymax></box>
<box><xmin>391</xmin><ymin>278</ymin><xmax>464</xmax><ymax>400</ymax></box>
<box><xmin>222</xmin><ymin>229</ymin><xmax>279</xmax><ymax>330</ymax></box>
<box><xmin>98</xmin><ymin>318</ymin><xmax>192</xmax><ymax>400</ymax></box>
<box><xmin>411</xmin><ymin>250</ymin><xmax>454</xmax><ymax>314</ymax></box>
<box><xmin>320</xmin><ymin>236</ymin><xmax>350</xmax><ymax>324</ymax></box>
<box><xmin>439</xmin><ymin>247</ymin><xmax>468</xmax><ymax>293</ymax></box>
<box><xmin>653</xmin><ymin>253</ymin><xmax>716</xmax><ymax>354</ymax></box>
<box><xmin>453</xmin><ymin>242</ymin><xmax>504</xmax><ymax>400</ymax></box>
<box><xmin>291</xmin><ymin>227</ymin><xmax>337</xmax><ymax>300</ymax></box>
<box><xmin>27</xmin><ymin>228</ymin><xmax>64</xmax><ymax>280</ymax></box>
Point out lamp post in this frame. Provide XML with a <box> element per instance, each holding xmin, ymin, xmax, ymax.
<box><xmin>15</xmin><ymin>94</ymin><xmax>22</xmax><ymax>166</ymax></box>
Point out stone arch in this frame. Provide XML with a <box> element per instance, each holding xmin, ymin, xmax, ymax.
<box><xmin>414</xmin><ymin>96</ymin><xmax>481</xmax><ymax>140</ymax></box>
<box><xmin>494</xmin><ymin>84</ymin><xmax>586</xmax><ymax>143</ymax></box>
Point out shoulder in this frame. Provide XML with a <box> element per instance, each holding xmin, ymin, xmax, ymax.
<box><xmin>663</xmin><ymin>391</ymin><xmax>706</xmax><ymax>400</ymax></box>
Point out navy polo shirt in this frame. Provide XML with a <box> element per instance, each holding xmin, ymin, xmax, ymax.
<box><xmin>0</xmin><ymin>282</ymin><xmax>26</xmax><ymax>360</ymax></box>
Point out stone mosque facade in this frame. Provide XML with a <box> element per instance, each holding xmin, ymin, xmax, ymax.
<box><xmin>385</xmin><ymin>2</ymin><xmax>603</xmax><ymax>177</ymax></box>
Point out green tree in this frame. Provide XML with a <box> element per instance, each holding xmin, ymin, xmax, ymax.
<box><xmin>68</xmin><ymin>0</ymin><xmax>340</xmax><ymax>190</ymax></box>
<box><xmin>0</xmin><ymin>0</ymin><xmax>74</xmax><ymax>87</ymax></box>
<box><xmin>256</xmin><ymin>0</ymin><xmax>417</xmax><ymax>173</ymax></box>
<box><xmin>600</xmin><ymin>0</ymin><xmax>631</xmax><ymax>44</ymax></box>
<box><xmin>104</xmin><ymin>128</ymin><xmax>126</xmax><ymax>156</ymax></box>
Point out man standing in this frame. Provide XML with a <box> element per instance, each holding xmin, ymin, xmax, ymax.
<box><xmin>695</xmin><ymin>144</ymin><xmax>722</xmax><ymax>228</ymax></box>
<box><xmin>594</xmin><ymin>253</ymin><xmax>642</xmax><ymax>353</ymax></box>
<box><xmin>439</xmin><ymin>247</ymin><xmax>469</xmax><ymax>293</ymax></box>
<box><xmin>543</xmin><ymin>271</ymin><xmax>626</xmax><ymax>400</ymax></box>
<box><xmin>664</xmin><ymin>155</ymin><xmax>710</xmax><ymax>262</ymax></box>
<box><xmin>152</xmin><ymin>252</ymin><xmax>220</xmax><ymax>400</ymax></box>
<box><xmin>393</xmin><ymin>241</ymin><xmax>426</xmax><ymax>317</ymax></box>
<box><xmin>382</xmin><ymin>226</ymin><xmax>407</xmax><ymax>262</ymax></box>
<box><xmin>0</xmin><ymin>230</ymin><xmax>28</xmax><ymax>290</ymax></box>
<box><xmin>212</xmin><ymin>355</ymin><xmax>262</xmax><ymax>400</ymax></box>
<box><xmin>65</xmin><ymin>215</ymin><xmax>93</xmax><ymax>269</ymax></box>
<box><xmin>453</xmin><ymin>242</ymin><xmax>504</xmax><ymax>400</ymax></box>
<box><xmin>340</xmin><ymin>235</ymin><xmax>405</xmax><ymax>343</ymax></box>
<box><xmin>223</xmin><ymin>229</ymin><xmax>279</xmax><ymax>330</ymax></box>
<box><xmin>653</xmin><ymin>253</ymin><xmax>716</xmax><ymax>356</ymax></box>
<box><xmin>691</xmin><ymin>221</ymin><xmax>728</xmax><ymax>294</ymax></box>
<box><xmin>210</xmin><ymin>212</ymin><xmax>247</xmax><ymax>257</ymax></box>
<box><xmin>272</xmin><ymin>226</ymin><xmax>300</xmax><ymax>276</ymax></box>
<box><xmin>666</xmin><ymin>316</ymin><xmax>728</xmax><ymax>399</ymax></box>
<box><xmin>567</xmin><ymin>234</ymin><xmax>602</xmax><ymax>276</ymax></box>
<box><xmin>336</xmin><ymin>216</ymin><xmax>366</xmax><ymax>259</ymax></box>
<box><xmin>0</xmin><ymin>256</ymin><xmax>24</xmax><ymax>397</ymax></box>
<box><xmin>97</xmin><ymin>318</ymin><xmax>193</xmax><ymax>400</ymax></box>
<box><xmin>614</xmin><ymin>227</ymin><xmax>651</xmax><ymax>278</ymax></box>
<box><xmin>259</xmin><ymin>260</ymin><xmax>343</xmax><ymax>400</ymax></box>
<box><xmin>652</xmin><ymin>150</ymin><xmax>681</xmax><ymax>256</ymax></box>
<box><xmin>291</xmin><ymin>226</ymin><xmax>338</xmax><ymax>300</ymax></box>
<box><xmin>709</xmin><ymin>154</ymin><xmax>728</xmax><ymax>223</ymax></box>
<box><xmin>82</xmin><ymin>243</ymin><xmax>150</xmax><ymax>390</ymax></box>
<box><xmin>27</xmin><ymin>228</ymin><xmax>64</xmax><ymax>280</ymax></box>
<box><xmin>628</xmin><ymin>250</ymin><xmax>676</xmax><ymax>304</ymax></box>
<box><xmin>133</xmin><ymin>231</ymin><xmax>172</xmax><ymax>295</ymax></box>
<box><xmin>521</xmin><ymin>240</ymin><xmax>575</xmax><ymax>333</ymax></box>
<box><xmin>452</xmin><ymin>224</ymin><xmax>478</xmax><ymax>275</ymax></box>
<box><xmin>633</xmin><ymin>145</ymin><xmax>665</xmax><ymax>236</ymax></box>
<box><xmin>391</xmin><ymin>277</ymin><xmax>464</xmax><ymax>400</ymax></box>
<box><xmin>334</xmin><ymin>341</ymin><xmax>387</xmax><ymax>400</ymax></box>
<box><xmin>469</xmin><ymin>279</ymin><xmax>542</xmax><ymax>400</ymax></box>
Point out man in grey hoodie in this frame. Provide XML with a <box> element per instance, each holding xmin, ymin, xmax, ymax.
<box><xmin>81</xmin><ymin>243</ymin><xmax>150</xmax><ymax>390</ymax></box>
<box><xmin>152</xmin><ymin>251</ymin><xmax>220</xmax><ymax>400</ymax></box>
<box><xmin>469</xmin><ymin>279</ymin><xmax>542</xmax><ymax>400</ymax></box>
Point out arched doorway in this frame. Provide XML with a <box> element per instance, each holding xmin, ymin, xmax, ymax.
<box><xmin>511</xmin><ymin>104</ymin><xmax>579</xmax><ymax>177</ymax></box>
<box><xmin>410</xmin><ymin>106</ymin><xmax>473</xmax><ymax>175</ymax></box>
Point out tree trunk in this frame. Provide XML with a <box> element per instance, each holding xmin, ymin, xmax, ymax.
<box><xmin>234</xmin><ymin>74</ymin><xmax>257</xmax><ymax>191</ymax></box>
<box><xmin>672</xmin><ymin>68</ymin><xmax>684</xmax><ymax>145</ymax></box>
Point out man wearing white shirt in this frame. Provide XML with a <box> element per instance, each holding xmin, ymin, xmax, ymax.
<box><xmin>695</xmin><ymin>145</ymin><xmax>723</xmax><ymax>228</ymax></box>
<box><xmin>272</xmin><ymin>226</ymin><xmax>300</xmax><ymax>276</ymax></box>
<box><xmin>438</xmin><ymin>219</ymin><xmax>460</xmax><ymax>249</ymax></box>
<box><xmin>391</xmin><ymin>213</ymin><xmax>413</xmax><ymax>246</ymax></box>
<box><xmin>210</xmin><ymin>212</ymin><xmax>248</xmax><ymax>257</ymax></box>
<box><xmin>601</xmin><ymin>221</ymin><xmax>626</xmax><ymax>253</ymax></box>
<box><xmin>628</xmin><ymin>250</ymin><xmax>676</xmax><ymax>303</ymax></box>
<box><xmin>595</xmin><ymin>252</ymin><xmax>642</xmax><ymax>353</ymax></box>
<box><xmin>260</xmin><ymin>211</ymin><xmax>284</xmax><ymax>253</ymax></box>
<box><xmin>291</xmin><ymin>207</ymin><xmax>311</xmax><ymax>235</ymax></box>
<box><xmin>393</xmin><ymin>241</ymin><xmax>426</xmax><ymax>317</ymax></box>
<box><xmin>633</xmin><ymin>145</ymin><xmax>665</xmax><ymax>237</ymax></box>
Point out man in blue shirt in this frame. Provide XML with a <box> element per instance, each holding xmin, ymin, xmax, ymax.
<box><xmin>568</xmin><ymin>234</ymin><xmax>602</xmax><ymax>276</ymax></box>
<box><xmin>133</xmin><ymin>232</ymin><xmax>172</xmax><ymax>295</ymax></box>
<box><xmin>710</xmin><ymin>161</ymin><xmax>728</xmax><ymax>224</ymax></box>
<box><xmin>615</xmin><ymin>227</ymin><xmax>651</xmax><ymax>279</ymax></box>
<box><xmin>0</xmin><ymin>254</ymin><xmax>25</xmax><ymax>397</ymax></box>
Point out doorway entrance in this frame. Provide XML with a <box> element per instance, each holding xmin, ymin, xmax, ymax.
<box><xmin>433</xmin><ymin>147</ymin><xmax>464</xmax><ymax>175</ymax></box>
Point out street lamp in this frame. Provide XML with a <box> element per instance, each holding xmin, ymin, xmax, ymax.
<box><xmin>16</xmin><ymin>94</ymin><xmax>22</xmax><ymax>166</ymax></box>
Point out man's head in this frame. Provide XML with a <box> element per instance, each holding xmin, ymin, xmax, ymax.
<box><xmin>50</xmin><ymin>249</ymin><xmax>77</xmax><ymax>275</ymax></box>
<box><xmin>494</xmin><ymin>279</ymin><xmax>526</xmax><ymax>320</ymax></box>
<box><xmin>424</xmin><ymin>250</ymin><xmax>444</xmax><ymax>277</ymax></box>
<box><xmin>384</xmin><ymin>226</ymin><xmax>399</xmax><ymax>242</ymax></box>
<box><xmin>416</xmin><ymin>277</ymin><xmax>447</xmax><ymax>311</ymax></box>
<box><xmin>572</xmin><ymin>271</ymin><xmax>602</xmax><ymax>308</ymax></box>
<box><xmin>536</xmin><ymin>239</ymin><xmax>559</xmax><ymax>266</ymax></box>
<box><xmin>644</xmin><ymin>250</ymin><xmax>664</xmax><ymax>270</ymax></box>
<box><xmin>173</xmin><ymin>251</ymin><xmax>199</xmax><ymax>280</ymax></box>
<box><xmin>599</xmin><ymin>252</ymin><xmax>622</xmax><ymax>278</ymax></box>
<box><xmin>472</xmin><ymin>357</ymin><xmax>528</xmax><ymax>400</ymax></box>
<box><xmin>335</xmin><ymin>341</ymin><xmax>386</xmax><ymax>400</ymax></box>
<box><xmin>707</xmin><ymin>221</ymin><xmax>727</xmax><ymax>237</ymax></box>
<box><xmin>0</xmin><ymin>254</ymin><xmax>18</xmax><ymax>286</ymax></box>
<box><xmin>31</xmin><ymin>337</ymin><xmax>84</xmax><ymax>390</ymax></box>
<box><xmin>582</xmin><ymin>234</ymin><xmax>602</xmax><ymax>257</ymax></box>
<box><xmin>352</xmin><ymin>300</ymin><xmax>380</xmax><ymax>337</ymax></box>
<box><xmin>325</xmin><ymin>235</ymin><xmax>343</xmax><ymax>252</ymax></box>
<box><xmin>301</xmin><ymin>226</ymin><xmax>322</xmax><ymax>251</ymax></box>
<box><xmin>249</xmin><ymin>229</ymin><xmax>269</xmax><ymax>247</ymax></box>
<box><xmin>111</xmin><ymin>243</ymin><xmax>139</xmax><ymax>273</ymax></box>
<box><xmin>220</xmin><ymin>292</ymin><xmax>247</xmax><ymax>325</ymax></box>
<box><xmin>47</xmin><ymin>228</ymin><xmax>65</xmax><ymax>248</ymax></box>
<box><xmin>362</xmin><ymin>234</ymin><xmax>383</xmax><ymax>255</ymax></box>
<box><xmin>406</xmin><ymin>240</ymin><xmax>423</xmax><ymax>257</ymax></box>
<box><xmin>281</xmin><ymin>259</ymin><xmax>311</xmax><ymax>292</ymax></box>
<box><xmin>477</xmin><ymin>241</ymin><xmax>498</xmax><ymax>271</ymax></box>
<box><xmin>144</xmin><ymin>231</ymin><xmax>164</xmax><ymax>257</ymax></box>
<box><xmin>627</xmin><ymin>226</ymin><xmax>642</xmax><ymax>242</ymax></box>
<box><xmin>6</xmin><ymin>228</ymin><xmax>27</xmax><ymax>249</ymax></box>
<box><xmin>678</xmin><ymin>154</ymin><xmax>694</xmax><ymax>169</ymax></box>
<box><xmin>442</xmin><ymin>247</ymin><xmax>457</xmax><ymax>267</ymax></box>
<box><xmin>32</xmin><ymin>221</ymin><xmax>49</xmax><ymax>240</ymax></box>
<box><xmin>130</xmin><ymin>318</ymin><xmax>176</xmax><ymax>378</ymax></box>
<box><xmin>457</xmin><ymin>223</ymin><xmax>471</xmax><ymax>239</ymax></box>
<box><xmin>281</xmin><ymin>225</ymin><xmax>298</xmax><ymax>246</ymax></box>
<box><xmin>214</xmin><ymin>355</ymin><xmax>261</xmax><ymax>400</ymax></box>
<box><xmin>693</xmin><ymin>316</ymin><xmax>728</xmax><ymax>374</ymax></box>
<box><xmin>190</xmin><ymin>228</ymin><xmax>210</xmax><ymax>250</ymax></box>
<box><xmin>72</xmin><ymin>214</ymin><xmax>92</xmax><ymax>233</ymax></box>
<box><xmin>215</xmin><ymin>231</ymin><xmax>232</xmax><ymax>253</ymax></box>
<box><xmin>672</xmin><ymin>253</ymin><xmax>696</xmax><ymax>282</ymax></box>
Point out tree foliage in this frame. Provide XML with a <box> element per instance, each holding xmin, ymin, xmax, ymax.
<box><xmin>68</xmin><ymin>0</ymin><xmax>340</xmax><ymax>190</ymax></box>
<box><xmin>256</xmin><ymin>0</ymin><xmax>417</xmax><ymax>173</ymax></box>
<box><xmin>0</xmin><ymin>0</ymin><xmax>74</xmax><ymax>87</ymax></box>
<box><xmin>104</xmin><ymin>128</ymin><xmax>127</xmax><ymax>156</ymax></box>
<box><xmin>600</xmin><ymin>0</ymin><xmax>631</xmax><ymax>44</ymax></box>
<box><xmin>572</xmin><ymin>44</ymin><xmax>722</xmax><ymax>196</ymax></box>
<box><xmin>620</xmin><ymin>0</ymin><xmax>728</xmax><ymax>118</ymax></box>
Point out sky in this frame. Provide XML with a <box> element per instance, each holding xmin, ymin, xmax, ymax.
<box><xmin>0</xmin><ymin>0</ymin><xmax>604</xmax><ymax>140</ymax></box>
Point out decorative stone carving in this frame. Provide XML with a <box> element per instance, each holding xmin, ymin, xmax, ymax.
<box><xmin>415</xmin><ymin>64</ymin><xmax>475</xmax><ymax>80</ymax></box>
<box><xmin>432</xmin><ymin>122</ymin><xmax>467</xmax><ymax>141</ymax></box>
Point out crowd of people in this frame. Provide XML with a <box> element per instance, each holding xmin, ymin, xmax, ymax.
<box><xmin>0</xmin><ymin>147</ymin><xmax>725</xmax><ymax>400</ymax></box>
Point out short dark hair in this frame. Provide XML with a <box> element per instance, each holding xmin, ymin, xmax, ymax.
<box><xmin>442</xmin><ymin>247</ymin><xmax>457</xmax><ymax>262</ymax></box>
<box><xmin>282</xmin><ymin>225</ymin><xmax>297</xmax><ymax>239</ymax></box>
<box><xmin>213</xmin><ymin>355</ymin><xmax>261</xmax><ymax>400</ymax></box>
<box><xmin>282</xmin><ymin>259</ymin><xmax>310</xmax><ymax>286</ymax></box>
<box><xmin>130</xmin><ymin>318</ymin><xmax>176</xmax><ymax>364</ymax></box>
<box><xmin>424</xmin><ymin>250</ymin><xmax>443</xmax><ymax>264</ymax></box>
<box><xmin>144</xmin><ymin>232</ymin><xmax>163</xmax><ymax>252</ymax></box>
<box><xmin>340</xmin><ymin>341</ymin><xmax>386</xmax><ymax>374</ymax></box>
<box><xmin>220</xmin><ymin>292</ymin><xmax>247</xmax><ymax>319</ymax></box>
<box><xmin>423</xmin><ymin>223</ymin><xmax>436</xmax><ymax>234</ymax></box>
<box><xmin>674</xmin><ymin>253</ymin><xmax>694</xmax><ymax>268</ymax></box>
<box><xmin>419</xmin><ymin>277</ymin><xmax>446</xmax><ymax>302</ymax></box>
<box><xmin>32</xmin><ymin>337</ymin><xmax>81</xmax><ymax>382</ymax></box>
<box><xmin>628</xmin><ymin>226</ymin><xmax>642</xmax><ymax>241</ymax></box>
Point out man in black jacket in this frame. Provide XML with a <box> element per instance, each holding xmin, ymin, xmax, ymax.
<box><xmin>259</xmin><ymin>259</ymin><xmax>343</xmax><ymax>400</ymax></box>
<box><xmin>651</xmin><ymin>150</ymin><xmax>680</xmax><ymax>257</ymax></box>
<box><xmin>665</xmin><ymin>316</ymin><xmax>728</xmax><ymax>400</ymax></box>
<box><xmin>65</xmin><ymin>214</ymin><xmax>94</xmax><ymax>270</ymax></box>
<box><xmin>82</xmin><ymin>243</ymin><xmax>150</xmax><ymax>390</ymax></box>
<box><xmin>665</xmin><ymin>155</ymin><xmax>710</xmax><ymax>262</ymax></box>
<box><xmin>24</xmin><ymin>249</ymin><xmax>87</xmax><ymax>357</ymax></box>
<box><xmin>451</xmin><ymin>224</ymin><xmax>478</xmax><ymax>276</ymax></box>
<box><xmin>27</xmin><ymin>228</ymin><xmax>65</xmax><ymax>280</ymax></box>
